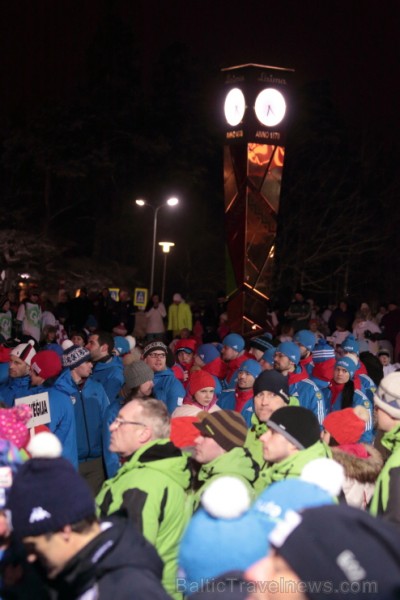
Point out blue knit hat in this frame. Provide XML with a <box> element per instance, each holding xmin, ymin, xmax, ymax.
<box><xmin>293</xmin><ymin>330</ymin><xmax>316</xmax><ymax>352</ymax></box>
<box><xmin>312</xmin><ymin>339</ymin><xmax>335</xmax><ymax>363</ymax></box>
<box><xmin>196</xmin><ymin>344</ymin><xmax>221</xmax><ymax>364</ymax></box>
<box><xmin>335</xmin><ymin>356</ymin><xmax>357</xmax><ymax>379</ymax></box>
<box><xmin>238</xmin><ymin>359</ymin><xmax>262</xmax><ymax>379</ymax></box>
<box><xmin>222</xmin><ymin>333</ymin><xmax>245</xmax><ymax>352</ymax></box>
<box><xmin>7</xmin><ymin>457</ymin><xmax>96</xmax><ymax>539</ymax></box>
<box><xmin>261</xmin><ymin>347</ymin><xmax>276</xmax><ymax>366</ymax></box>
<box><xmin>341</xmin><ymin>334</ymin><xmax>360</xmax><ymax>356</ymax></box>
<box><xmin>276</xmin><ymin>342</ymin><xmax>301</xmax><ymax>365</ymax></box>
<box><xmin>113</xmin><ymin>336</ymin><xmax>130</xmax><ymax>356</ymax></box>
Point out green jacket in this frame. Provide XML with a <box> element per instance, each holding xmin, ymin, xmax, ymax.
<box><xmin>370</xmin><ymin>424</ymin><xmax>400</xmax><ymax>523</ymax></box>
<box><xmin>192</xmin><ymin>446</ymin><xmax>259</xmax><ymax>510</ymax></box>
<box><xmin>245</xmin><ymin>397</ymin><xmax>300</xmax><ymax>468</ymax></box>
<box><xmin>96</xmin><ymin>439</ymin><xmax>191</xmax><ymax>600</ymax></box>
<box><xmin>255</xmin><ymin>440</ymin><xmax>332</xmax><ymax>494</ymax></box>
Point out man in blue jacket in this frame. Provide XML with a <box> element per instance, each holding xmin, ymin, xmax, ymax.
<box><xmin>86</xmin><ymin>331</ymin><xmax>124</xmax><ymax>402</ymax></box>
<box><xmin>143</xmin><ymin>341</ymin><xmax>185</xmax><ymax>413</ymax></box>
<box><xmin>62</xmin><ymin>344</ymin><xmax>110</xmax><ymax>495</ymax></box>
<box><xmin>0</xmin><ymin>340</ymin><xmax>36</xmax><ymax>407</ymax></box>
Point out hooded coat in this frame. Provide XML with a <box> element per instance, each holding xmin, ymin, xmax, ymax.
<box><xmin>370</xmin><ymin>423</ymin><xmax>400</xmax><ymax>523</ymax></box>
<box><xmin>96</xmin><ymin>439</ymin><xmax>191</xmax><ymax>600</ymax></box>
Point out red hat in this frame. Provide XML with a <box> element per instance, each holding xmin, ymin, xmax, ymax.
<box><xmin>175</xmin><ymin>339</ymin><xmax>197</xmax><ymax>354</ymax></box>
<box><xmin>170</xmin><ymin>416</ymin><xmax>200</xmax><ymax>448</ymax></box>
<box><xmin>323</xmin><ymin>408</ymin><xmax>365</xmax><ymax>445</ymax></box>
<box><xmin>31</xmin><ymin>350</ymin><xmax>62</xmax><ymax>381</ymax></box>
<box><xmin>0</xmin><ymin>405</ymin><xmax>32</xmax><ymax>449</ymax></box>
<box><xmin>188</xmin><ymin>370</ymin><xmax>215</xmax><ymax>397</ymax></box>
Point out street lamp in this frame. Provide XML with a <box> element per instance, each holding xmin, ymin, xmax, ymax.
<box><xmin>158</xmin><ymin>242</ymin><xmax>175</xmax><ymax>303</ymax></box>
<box><xmin>135</xmin><ymin>197</ymin><xmax>179</xmax><ymax>296</ymax></box>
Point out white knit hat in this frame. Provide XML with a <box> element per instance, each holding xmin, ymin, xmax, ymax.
<box><xmin>374</xmin><ymin>372</ymin><xmax>400</xmax><ymax>419</ymax></box>
<box><xmin>11</xmin><ymin>340</ymin><xmax>36</xmax><ymax>365</ymax></box>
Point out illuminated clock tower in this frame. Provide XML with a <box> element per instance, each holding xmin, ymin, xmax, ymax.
<box><xmin>221</xmin><ymin>63</ymin><xmax>293</xmax><ymax>335</ymax></box>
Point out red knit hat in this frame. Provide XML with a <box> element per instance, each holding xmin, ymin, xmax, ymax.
<box><xmin>188</xmin><ymin>370</ymin><xmax>215</xmax><ymax>397</ymax></box>
<box><xmin>175</xmin><ymin>338</ymin><xmax>197</xmax><ymax>354</ymax></box>
<box><xmin>323</xmin><ymin>408</ymin><xmax>365</xmax><ymax>445</ymax></box>
<box><xmin>31</xmin><ymin>350</ymin><xmax>62</xmax><ymax>381</ymax></box>
<box><xmin>0</xmin><ymin>405</ymin><xmax>32</xmax><ymax>449</ymax></box>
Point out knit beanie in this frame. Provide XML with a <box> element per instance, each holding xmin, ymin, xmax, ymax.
<box><xmin>276</xmin><ymin>342</ymin><xmax>300</xmax><ymax>365</ymax></box>
<box><xmin>222</xmin><ymin>333</ymin><xmax>245</xmax><ymax>353</ymax></box>
<box><xmin>267</xmin><ymin>406</ymin><xmax>320</xmax><ymax>450</ymax></box>
<box><xmin>124</xmin><ymin>361</ymin><xmax>154</xmax><ymax>389</ymax></box>
<box><xmin>142</xmin><ymin>341</ymin><xmax>168</xmax><ymax>359</ymax></box>
<box><xmin>312</xmin><ymin>339</ymin><xmax>335</xmax><ymax>363</ymax></box>
<box><xmin>7</xmin><ymin>456</ymin><xmax>96</xmax><ymax>539</ymax></box>
<box><xmin>11</xmin><ymin>340</ymin><xmax>36</xmax><ymax>366</ymax></box>
<box><xmin>62</xmin><ymin>345</ymin><xmax>91</xmax><ymax>369</ymax></box>
<box><xmin>253</xmin><ymin>370</ymin><xmax>290</xmax><ymax>403</ymax></box>
<box><xmin>261</xmin><ymin>347</ymin><xmax>276</xmax><ymax>366</ymax></box>
<box><xmin>31</xmin><ymin>350</ymin><xmax>62</xmax><ymax>381</ymax></box>
<box><xmin>269</xmin><ymin>504</ymin><xmax>400</xmax><ymax>600</ymax></box>
<box><xmin>323</xmin><ymin>408</ymin><xmax>366</xmax><ymax>445</ymax></box>
<box><xmin>196</xmin><ymin>344</ymin><xmax>221</xmax><ymax>364</ymax></box>
<box><xmin>374</xmin><ymin>372</ymin><xmax>400</xmax><ymax>419</ymax></box>
<box><xmin>293</xmin><ymin>330</ymin><xmax>316</xmax><ymax>351</ymax></box>
<box><xmin>249</xmin><ymin>334</ymin><xmax>274</xmax><ymax>353</ymax></box>
<box><xmin>238</xmin><ymin>359</ymin><xmax>262</xmax><ymax>379</ymax></box>
<box><xmin>341</xmin><ymin>334</ymin><xmax>360</xmax><ymax>356</ymax></box>
<box><xmin>194</xmin><ymin>410</ymin><xmax>247</xmax><ymax>451</ymax></box>
<box><xmin>188</xmin><ymin>370</ymin><xmax>215</xmax><ymax>397</ymax></box>
<box><xmin>335</xmin><ymin>356</ymin><xmax>357</xmax><ymax>379</ymax></box>
<box><xmin>0</xmin><ymin>405</ymin><xmax>32</xmax><ymax>449</ymax></box>
<box><xmin>175</xmin><ymin>339</ymin><xmax>197</xmax><ymax>354</ymax></box>
<box><xmin>113</xmin><ymin>336</ymin><xmax>131</xmax><ymax>356</ymax></box>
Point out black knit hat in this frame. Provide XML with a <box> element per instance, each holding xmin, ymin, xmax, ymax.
<box><xmin>270</xmin><ymin>504</ymin><xmax>400</xmax><ymax>600</ymax></box>
<box><xmin>194</xmin><ymin>410</ymin><xmax>247</xmax><ymax>452</ymax></box>
<box><xmin>249</xmin><ymin>334</ymin><xmax>274</xmax><ymax>353</ymax></box>
<box><xmin>62</xmin><ymin>345</ymin><xmax>91</xmax><ymax>369</ymax></box>
<box><xmin>267</xmin><ymin>406</ymin><xmax>320</xmax><ymax>450</ymax></box>
<box><xmin>7</xmin><ymin>457</ymin><xmax>95</xmax><ymax>539</ymax></box>
<box><xmin>253</xmin><ymin>370</ymin><xmax>290</xmax><ymax>403</ymax></box>
<box><xmin>142</xmin><ymin>341</ymin><xmax>168</xmax><ymax>359</ymax></box>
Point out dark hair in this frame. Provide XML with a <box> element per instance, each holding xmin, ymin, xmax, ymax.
<box><xmin>44</xmin><ymin>514</ymin><xmax>98</xmax><ymax>539</ymax></box>
<box><xmin>94</xmin><ymin>330</ymin><xmax>114</xmax><ymax>352</ymax></box>
<box><xmin>341</xmin><ymin>380</ymin><xmax>355</xmax><ymax>410</ymax></box>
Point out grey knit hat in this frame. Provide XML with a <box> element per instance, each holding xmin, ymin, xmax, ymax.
<box><xmin>124</xmin><ymin>361</ymin><xmax>154</xmax><ymax>390</ymax></box>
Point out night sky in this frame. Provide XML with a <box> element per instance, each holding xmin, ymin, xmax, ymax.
<box><xmin>1</xmin><ymin>0</ymin><xmax>399</xmax><ymax>135</ymax></box>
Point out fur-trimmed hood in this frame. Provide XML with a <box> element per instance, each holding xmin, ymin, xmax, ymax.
<box><xmin>331</xmin><ymin>444</ymin><xmax>383</xmax><ymax>483</ymax></box>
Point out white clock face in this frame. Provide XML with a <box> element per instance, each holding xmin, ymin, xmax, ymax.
<box><xmin>254</xmin><ymin>88</ymin><xmax>286</xmax><ymax>127</ymax></box>
<box><xmin>224</xmin><ymin>88</ymin><xmax>246</xmax><ymax>127</ymax></box>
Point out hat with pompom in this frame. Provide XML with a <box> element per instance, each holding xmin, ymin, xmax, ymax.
<box><xmin>113</xmin><ymin>336</ymin><xmax>130</xmax><ymax>356</ymax></box>
<box><xmin>0</xmin><ymin>405</ymin><xmax>32</xmax><ymax>450</ymax></box>
<box><xmin>62</xmin><ymin>345</ymin><xmax>91</xmax><ymax>369</ymax></box>
<box><xmin>11</xmin><ymin>340</ymin><xmax>36</xmax><ymax>366</ymax></box>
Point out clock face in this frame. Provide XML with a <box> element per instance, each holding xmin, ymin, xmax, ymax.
<box><xmin>254</xmin><ymin>88</ymin><xmax>286</xmax><ymax>127</ymax></box>
<box><xmin>224</xmin><ymin>88</ymin><xmax>246</xmax><ymax>127</ymax></box>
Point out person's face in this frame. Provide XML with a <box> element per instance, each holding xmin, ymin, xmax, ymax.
<box><xmin>333</xmin><ymin>366</ymin><xmax>350</xmax><ymax>384</ymax></box>
<box><xmin>249</xmin><ymin>347</ymin><xmax>264</xmax><ymax>361</ymax></box>
<box><xmin>144</xmin><ymin>351</ymin><xmax>166</xmax><ymax>372</ymax></box>
<box><xmin>74</xmin><ymin>361</ymin><xmax>93</xmax><ymax>380</ymax></box>
<box><xmin>72</xmin><ymin>335</ymin><xmax>85</xmax><ymax>347</ymax></box>
<box><xmin>46</xmin><ymin>330</ymin><xmax>56</xmax><ymax>342</ymax></box>
<box><xmin>260</xmin><ymin>359</ymin><xmax>274</xmax><ymax>371</ymax></box>
<box><xmin>86</xmin><ymin>335</ymin><xmax>106</xmax><ymax>361</ymax></box>
<box><xmin>152</xmin><ymin>295</ymin><xmax>160</xmax><ymax>306</ymax></box>
<box><xmin>193</xmin><ymin>434</ymin><xmax>225</xmax><ymax>464</ymax></box>
<box><xmin>237</xmin><ymin>370</ymin><xmax>255</xmax><ymax>390</ymax></box>
<box><xmin>23</xmin><ymin>532</ymin><xmax>71</xmax><ymax>579</ymax></box>
<box><xmin>254</xmin><ymin>391</ymin><xmax>286</xmax><ymax>422</ymax></box>
<box><xmin>339</xmin><ymin>302</ymin><xmax>348</xmax><ymax>311</ymax></box>
<box><xmin>193</xmin><ymin>387</ymin><xmax>215</xmax><ymax>407</ymax></box>
<box><xmin>9</xmin><ymin>356</ymin><xmax>29</xmax><ymax>378</ymax></box>
<box><xmin>30</xmin><ymin>293</ymin><xmax>39</xmax><ymax>304</ymax></box>
<box><xmin>221</xmin><ymin>345</ymin><xmax>238</xmax><ymax>362</ymax></box>
<box><xmin>109</xmin><ymin>402</ymin><xmax>148</xmax><ymax>456</ymax></box>
<box><xmin>295</xmin><ymin>343</ymin><xmax>308</xmax><ymax>359</ymax></box>
<box><xmin>177</xmin><ymin>351</ymin><xmax>193</xmax><ymax>366</ymax></box>
<box><xmin>273</xmin><ymin>352</ymin><xmax>292</xmax><ymax>373</ymax></box>
<box><xmin>119</xmin><ymin>291</ymin><xmax>128</xmax><ymax>302</ymax></box>
<box><xmin>378</xmin><ymin>354</ymin><xmax>390</xmax><ymax>367</ymax></box>
<box><xmin>29</xmin><ymin>367</ymin><xmax>44</xmax><ymax>387</ymax></box>
<box><xmin>2</xmin><ymin>300</ymin><xmax>10</xmax><ymax>312</ymax></box>
<box><xmin>194</xmin><ymin>354</ymin><xmax>205</xmax><ymax>368</ymax></box>
<box><xmin>376</xmin><ymin>406</ymin><xmax>396</xmax><ymax>432</ymax></box>
<box><xmin>260</xmin><ymin>429</ymin><xmax>297</xmax><ymax>463</ymax></box>
<box><xmin>245</xmin><ymin>550</ymin><xmax>306</xmax><ymax>600</ymax></box>
<box><xmin>138</xmin><ymin>380</ymin><xmax>154</xmax><ymax>397</ymax></box>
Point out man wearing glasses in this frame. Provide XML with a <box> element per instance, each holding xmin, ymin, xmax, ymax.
<box><xmin>96</xmin><ymin>397</ymin><xmax>191</xmax><ymax>600</ymax></box>
<box><xmin>142</xmin><ymin>341</ymin><xmax>185</xmax><ymax>413</ymax></box>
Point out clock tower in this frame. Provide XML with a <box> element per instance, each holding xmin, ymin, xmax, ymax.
<box><xmin>221</xmin><ymin>63</ymin><xmax>293</xmax><ymax>335</ymax></box>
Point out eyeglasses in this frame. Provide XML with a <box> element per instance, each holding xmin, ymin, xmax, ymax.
<box><xmin>113</xmin><ymin>417</ymin><xmax>147</xmax><ymax>429</ymax></box>
<box><xmin>147</xmin><ymin>352</ymin><xmax>166</xmax><ymax>359</ymax></box>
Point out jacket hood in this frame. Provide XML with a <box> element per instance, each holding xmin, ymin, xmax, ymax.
<box><xmin>53</xmin><ymin>368</ymin><xmax>77</xmax><ymax>395</ymax></box>
<box><xmin>331</xmin><ymin>444</ymin><xmax>383</xmax><ymax>483</ymax></box>
<box><xmin>121</xmin><ymin>439</ymin><xmax>191</xmax><ymax>490</ymax></box>
<box><xmin>197</xmin><ymin>447</ymin><xmax>258</xmax><ymax>487</ymax></box>
<box><xmin>94</xmin><ymin>355</ymin><xmax>123</xmax><ymax>372</ymax></box>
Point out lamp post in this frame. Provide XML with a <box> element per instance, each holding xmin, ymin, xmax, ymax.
<box><xmin>158</xmin><ymin>242</ymin><xmax>175</xmax><ymax>303</ymax></box>
<box><xmin>135</xmin><ymin>197</ymin><xmax>179</xmax><ymax>296</ymax></box>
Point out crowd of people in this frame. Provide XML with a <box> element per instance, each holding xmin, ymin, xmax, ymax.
<box><xmin>0</xmin><ymin>285</ymin><xmax>399</xmax><ymax>599</ymax></box>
